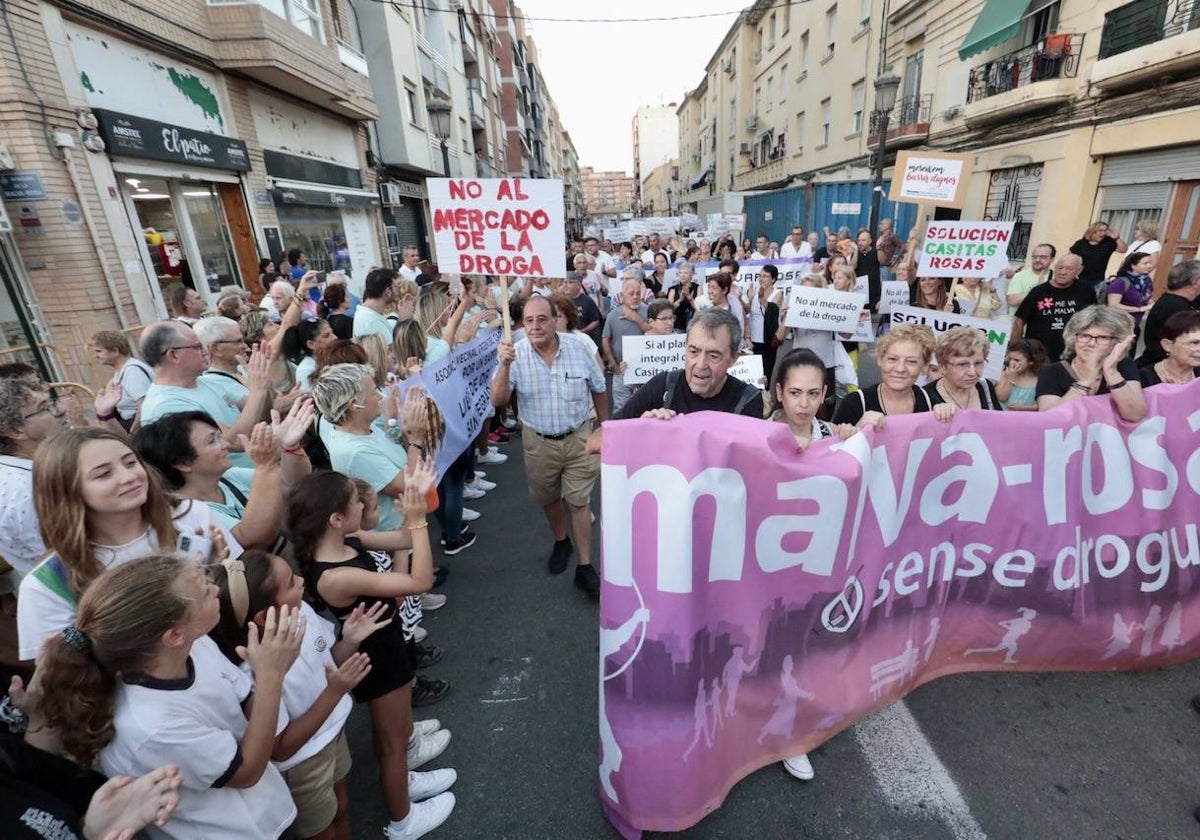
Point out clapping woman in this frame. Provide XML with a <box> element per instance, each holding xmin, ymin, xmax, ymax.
<box><xmin>1035</xmin><ymin>306</ymin><xmax>1145</xmax><ymax>422</ymax></box>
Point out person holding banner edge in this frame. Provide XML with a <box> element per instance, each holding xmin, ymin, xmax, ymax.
<box><xmin>491</xmin><ymin>295</ymin><xmax>608</xmax><ymax>600</ymax></box>
<box><xmin>1035</xmin><ymin>306</ymin><xmax>1145</xmax><ymax>422</ymax></box>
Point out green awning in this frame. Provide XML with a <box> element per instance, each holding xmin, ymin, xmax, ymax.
<box><xmin>958</xmin><ymin>0</ymin><xmax>1030</xmax><ymax>61</ymax></box>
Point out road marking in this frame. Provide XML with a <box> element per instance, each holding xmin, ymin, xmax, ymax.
<box><xmin>853</xmin><ymin>700</ymin><xmax>987</xmax><ymax>840</ymax></box>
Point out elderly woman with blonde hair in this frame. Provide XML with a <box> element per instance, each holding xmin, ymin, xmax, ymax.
<box><xmin>832</xmin><ymin>323</ymin><xmax>951</xmax><ymax>428</ymax></box>
<box><xmin>1127</xmin><ymin>218</ymin><xmax>1162</xmax><ymax>273</ymax></box>
<box><xmin>1035</xmin><ymin>305</ymin><xmax>1145</xmax><ymax>422</ymax></box>
<box><xmin>924</xmin><ymin>326</ymin><xmax>1003</xmax><ymax>411</ymax></box>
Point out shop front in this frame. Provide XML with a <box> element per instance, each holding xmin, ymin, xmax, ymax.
<box><xmin>91</xmin><ymin>108</ymin><xmax>257</xmax><ymax>308</ymax></box>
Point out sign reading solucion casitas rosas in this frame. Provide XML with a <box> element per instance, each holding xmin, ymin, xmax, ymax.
<box><xmin>92</xmin><ymin>109</ymin><xmax>251</xmax><ymax>172</ymax></box>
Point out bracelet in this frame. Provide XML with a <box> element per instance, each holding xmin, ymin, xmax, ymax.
<box><xmin>96</xmin><ymin>412</ymin><xmax>116</xmax><ymax>422</ymax></box>
<box><xmin>282</xmin><ymin>444</ymin><xmax>308</xmax><ymax>456</ymax></box>
<box><xmin>1069</xmin><ymin>382</ymin><xmax>1092</xmax><ymax>395</ymax></box>
<box><xmin>405</xmin><ymin>521</ymin><xmax>429</xmax><ymax>531</ymax></box>
<box><xmin>1107</xmin><ymin>378</ymin><xmax>1129</xmax><ymax>390</ymax></box>
<box><xmin>293</xmin><ymin>294</ymin><xmax>307</xmax><ymax>304</ymax></box>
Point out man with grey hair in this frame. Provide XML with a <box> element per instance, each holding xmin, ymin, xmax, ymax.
<box><xmin>0</xmin><ymin>378</ymin><xmax>67</xmax><ymax>578</ymax></box>
<box><xmin>1011</xmin><ymin>252</ymin><xmax>1093</xmax><ymax>361</ymax></box>
<box><xmin>195</xmin><ymin>315</ymin><xmax>250</xmax><ymax>407</ymax></box>
<box><xmin>1139</xmin><ymin>259</ymin><xmax>1200</xmax><ymax>366</ymax></box>
<box><xmin>589</xmin><ymin>308</ymin><xmax>762</xmax><ymax>453</ymax></box>
<box><xmin>139</xmin><ymin>320</ymin><xmax>271</xmax><ymax>467</ymax></box>
<box><xmin>564</xmin><ymin>271</ymin><xmax>602</xmax><ymax>344</ymax></box>
<box><xmin>601</xmin><ymin>274</ymin><xmax>653</xmax><ymax>414</ymax></box>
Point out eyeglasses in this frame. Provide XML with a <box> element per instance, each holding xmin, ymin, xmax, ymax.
<box><xmin>654</xmin><ymin>316</ymin><xmax>675</xmax><ymax>323</ymax></box>
<box><xmin>213</xmin><ymin>339</ymin><xmax>248</xmax><ymax>348</ymax></box>
<box><xmin>1075</xmin><ymin>333</ymin><xmax>1117</xmax><ymax>346</ymax></box>
<box><xmin>22</xmin><ymin>399</ymin><xmax>58</xmax><ymax>420</ymax></box>
<box><xmin>169</xmin><ymin>343</ymin><xmax>205</xmax><ymax>353</ymax></box>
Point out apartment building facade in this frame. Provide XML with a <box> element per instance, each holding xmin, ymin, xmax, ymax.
<box><xmin>0</xmin><ymin>0</ymin><xmax>384</xmax><ymax>384</ymax></box>
<box><xmin>679</xmin><ymin>0</ymin><xmax>1200</xmax><ymax>285</ymax></box>
<box><xmin>632</xmin><ymin>105</ymin><xmax>679</xmax><ymax>210</ymax></box>
<box><xmin>641</xmin><ymin>160</ymin><xmax>681</xmax><ymax>216</ymax></box>
<box><xmin>581</xmin><ymin>167</ymin><xmax>637</xmax><ymax>217</ymax></box>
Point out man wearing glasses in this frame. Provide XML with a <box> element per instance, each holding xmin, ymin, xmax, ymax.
<box><xmin>0</xmin><ymin>378</ymin><xmax>67</xmax><ymax>578</ymax></box>
<box><xmin>1007</xmin><ymin>243</ymin><xmax>1056</xmax><ymax>316</ymax></box>
<box><xmin>602</xmin><ymin>275</ymin><xmax>655</xmax><ymax>415</ymax></box>
<box><xmin>195</xmin><ymin>316</ymin><xmax>251</xmax><ymax>408</ymax></box>
<box><xmin>1011</xmin><ymin>253</ymin><xmax>1095</xmax><ymax>361</ymax></box>
<box><xmin>138</xmin><ymin>320</ymin><xmax>272</xmax><ymax>468</ymax></box>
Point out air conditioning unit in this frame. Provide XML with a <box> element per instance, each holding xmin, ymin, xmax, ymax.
<box><xmin>721</xmin><ymin>57</ymin><xmax>733</xmax><ymax>73</ymax></box>
<box><xmin>745</xmin><ymin>115</ymin><xmax>758</xmax><ymax>130</ymax></box>
<box><xmin>739</xmin><ymin>142</ymin><xmax>752</xmax><ymax>155</ymax></box>
<box><xmin>379</xmin><ymin>183</ymin><xmax>401</xmax><ymax>206</ymax></box>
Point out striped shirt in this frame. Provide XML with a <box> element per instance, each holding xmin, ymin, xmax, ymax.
<box><xmin>501</xmin><ymin>333</ymin><xmax>604</xmax><ymax>435</ymax></box>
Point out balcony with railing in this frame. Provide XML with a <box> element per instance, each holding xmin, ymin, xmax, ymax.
<box><xmin>867</xmin><ymin>94</ymin><xmax>932</xmax><ymax>150</ymax></box>
<box><xmin>1093</xmin><ymin>0</ymin><xmax>1200</xmax><ymax>89</ymax></box>
<box><xmin>963</xmin><ymin>33</ymin><xmax>1083</xmax><ymax>126</ymax></box>
<box><xmin>467</xmin><ymin>80</ymin><xmax>486</xmax><ymax>130</ymax></box>
<box><xmin>733</xmin><ymin>155</ymin><xmax>788</xmax><ymax>191</ymax></box>
<box><xmin>460</xmin><ymin>17</ymin><xmax>479</xmax><ymax>64</ymax></box>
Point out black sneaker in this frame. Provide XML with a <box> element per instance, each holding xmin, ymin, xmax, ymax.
<box><xmin>432</xmin><ymin>567</ymin><xmax>450</xmax><ymax>589</ymax></box>
<box><xmin>440</xmin><ymin>525</ymin><xmax>471</xmax><ymax>547</ymax></box>
<box><xmin>548</xmin><ymin>538</ymin><xmax>572</xmax><ymax>574</ymax></box>
<box><xmin>574</xmin><ymin>564</ymin><xmax>600</xmax><ymax>600</ymax></box>
<box><xmin>413</xmin><ymin>643</ymin><xmax>444</xmax><ymax>670</ymax></box>
<box><xmin>412</xmin><ymin>676</ymin><xmax>451</xmax><ymax>707</ymax></box>
<box><xmin>442</xmin><ymin>531</ymin><xmax>477</xmax><ymax>556</ymax></box>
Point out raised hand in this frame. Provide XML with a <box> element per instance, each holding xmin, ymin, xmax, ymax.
<box><xmin>271</xmin><ymin>397</ymin><xmax>314</xmax><ymax>450</ymax></box>
<box><xmin>94</xmin><ymin>381</ymin><xmax>123</xmax><ymax>418</ymax></box>
<box><xmin>237</xmin><ymin>604</ymin><xmax>303</xmax><ymax>679</ymax></box>
<box><xmin>83</xmin><ymin>764</ymin><xmax>183</xmax><ymax>840</ymax></box>
<box><xmin>1103</xmin><ymin>335</ymin><xmax>1135</xmax><ymax>376</ymax></box>
<box><xmin>245</xmin><ymin>344</ymin><xmax>273</xmax><ymax>393</ymax></box>
<box><xmin>324</xmin><ymin>652</ymin><xmax>371</xmax><ymax>696</ymax></box>
<box><xmin>341</xmin><ymin>601</ymin><xmax>392</xmax><ymax>644</ymax></box>
<box><xmin>241</xmin><ymin>422</ymin><xmax>280</xmax><ymax>468</ymax></box>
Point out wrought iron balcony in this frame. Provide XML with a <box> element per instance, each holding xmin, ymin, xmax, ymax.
<box><xmin>966</xmin><ymin>33</ymin><xmax>1083</xmax><ymax>104</ymax></box>
<box><xmin>867</xmin><ymin>94</ymin><xmax>932</xmax><ymax>150</ymax></box>
<box><xmin>1100</xmin><ymin>0</ymin><xmax>1200</xmax><ymax>59</ymax></box>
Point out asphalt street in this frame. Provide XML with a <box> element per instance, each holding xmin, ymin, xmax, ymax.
<box><xmin>346</xmin><ymin>348</ymin><xmax>1200</xmax><ymax>840</ymax></box>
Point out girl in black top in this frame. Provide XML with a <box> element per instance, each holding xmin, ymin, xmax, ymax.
<box><xmin>667</xmin><ymin>263</ymin><xmax>700</xmax><ymax>331</ymax></box>
<box><xmin>644</xmin><ymin>253</ymin><xmax>670</xmax><ymax>298</ymax></box>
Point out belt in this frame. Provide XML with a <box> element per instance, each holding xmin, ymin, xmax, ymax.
<box><xmin>533</xmin><ymin>426</ymin><xmax>580</xmax><ymax>441</ymax></box>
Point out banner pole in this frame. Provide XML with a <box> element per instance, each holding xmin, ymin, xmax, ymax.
<box><xmin>499</xmin><ymin>276</ymin><xmax>513</xmax><ymax>340</ymax></box>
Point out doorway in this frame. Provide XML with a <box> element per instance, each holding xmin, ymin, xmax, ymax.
<box><xmin>1159</xmin><ymin>181</ymin><xmax>1200</xmax><ymax>295</ymax></box>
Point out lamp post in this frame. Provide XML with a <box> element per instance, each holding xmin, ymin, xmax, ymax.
<box><xmin>868</xmin><ymin>70</ymin><xmax>901</xmax><ymax>238</ymax></box>
<box><xmin>426</xmin><ymin>94</ymin><xmax>452</xmax><ymax>177</ymax></box>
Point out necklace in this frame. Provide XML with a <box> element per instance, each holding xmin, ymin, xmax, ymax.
<box><xmin>878</xmin><ymin>386</ymin><xmax>913</xmax><ymax>416</ymax></box>
<box><xmin>938</xmin><ymin>381</ymin><xmax>976</xmax><ymax>410</ymax></box>
<box><xmin>1155</xmin><ymin>360</ymin><xmax>1196</xmax><ymax>384</ymax></box>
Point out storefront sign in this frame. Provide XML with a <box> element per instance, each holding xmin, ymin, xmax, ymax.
<box><xmin>889</xmin><ymin>150</ymin><xmax>973</xmax><ymax>208</ymax></box>
<box><xmin>428</xmin><ymin>178</ymin><xmax>565</xmax><ymax>278</ymax></box>
<box><xmin>0</xmin><ymin>172</ymin><xmax>47</xmax><ymax>201</ymax></box>
<box><xmin>263</xmin><ymin>227</ymin><xmax>283</xmax><ymax>263</ymax></box>
<box><xmin>270</xmin><ymin>186</ymin><xmax>379</xmax><ymax>209</ymax></box>
<box><xmin>253</xmin><ymin>189</ymin><xmax>273</xmax><ymax>208</ymax></box>
<box><xmin>830</xmin><ymin>202</ymin><xmax>861</xmax><ymax>214</ymax></box>
<box><xmin>92</xmin><ymin>108</ymin><xmax>250</xmax><ymax>171</ymax></box>
<box><xmin>918</xmin><ymin>221</ymin><xmax>1016</xmax><ymax>278</ymax></box>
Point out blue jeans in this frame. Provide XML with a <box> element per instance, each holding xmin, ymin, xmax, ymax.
<box><xmin>435</xmin><ymin>447</ymin><xmax>473</xmax><ymax>541</ymax></box>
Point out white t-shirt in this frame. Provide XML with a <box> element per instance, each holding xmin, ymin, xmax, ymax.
<box><xmin>399</xmin><ymin>264</ymin><xmax>421</xmax><ymax>282</ymax></box>
<box><xmin>779</xmin><ymin>241</ymin><xmax>813</xmax><ymax>259</ymax></box>
<box><xmin>353</xmin><ymin>306</ymin><xmax>394</xmax><ymax>341</ymax></box>
<box><xmin>16</xmin><ymin>502</ymin><xmax>240</xmax><ymax>661</ymax></box>
<box><xmin>114</xmin><ymin>357</ymin><xmax>155</xmax><ymax>420</ymax></box>
<box><xmin>591</xmin><ymin>250</ymin><xmax>617</xmax><ymax>277</ymax></box>
<box><xmin>101</xmin><ymin>636</ymin><xmax>296</xmax><ymax>840</ymax></box>
<box><xmin>0</xmin><ymin>456</ymin><xmax>44</xmax><ymax>579</ymax></box>
<box><xmin>1128</xmin><ymin>238</ymin><xmax>1162</xmax><ymax>255</ymax></box>
<box><xmin>267</xmin><ymin>602</ymin><xmax>352</xmax><ymax>771</ymax></box>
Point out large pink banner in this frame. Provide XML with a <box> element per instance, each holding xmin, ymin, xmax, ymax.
<box><xmin>598</xmin><ymin>382</ymin><xmax>1200</xmax><ymax>836</ymax></box>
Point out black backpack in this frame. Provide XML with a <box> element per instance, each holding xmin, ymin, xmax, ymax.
<box><xmin>661</xmin><ymin>368</ymin><xmax>760</xmax><ymax>414</ymax></box>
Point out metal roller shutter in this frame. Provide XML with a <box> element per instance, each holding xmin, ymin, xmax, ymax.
<box><xmin>1099</xmin><ymin>146</ymin><xmax>1200</xmax><ymax>186</ymax></box>
<box><xmin>1098</xmin><ymin>183</ymin><xmax>1170</xmax><ymax>210</ymax></box>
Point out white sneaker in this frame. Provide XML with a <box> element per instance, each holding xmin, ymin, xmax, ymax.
<box><xmin>412</xmin><ymin>625</ymin><xmax>428</xmax><ymax>643</ymax></box>
<box><xmin>477</xmin><ymin>450</ymin><xmax>507</xmax><ymax>465</ymax></box>
<box><xmin>384</xmin><ymin>792</ymin><xmax>455</xmax><ymax>839</ymax></box>
<box><xmin>486</xmin><ymin>445</ymin><xmax>498</xmax><ymax>454</ymax></box>
<box><xmin>501</xmin><ymin>415</ymin><xmax>517</xmax><ymax>429</ymax></box>
<box><xmin>473</xmin><ymin>470</ymin><xmax>487</xmax><ymax>479</ymax></box>
<box><xmin>463</xmin><ymin>485</ymin><xmax>486</xmax><ymax>500</ymax></box>
<box><xmin>782</xmin><ymin>753</ymin><xmax>814</xmax><ymax>781</ymax></box>
<box><xmin>460</xmin><ymin>507</ymin><xmax>480</xmax><ymax>522</ymax></box>
<box><xmin>466</xmin><ymin>477</ymin><xmax>496</xmax><ymax>492</ymax></box>
<box><xmin>421</xmin><ymin>593</ymin><xmax>447</xmax><ymax>611</ymax></box>
<box><xmin>407</xmin><ymin>728</ymin><xmax>451</xmax><ymax>770</ymax></box>
<box><xmin>413</xmin><ymin>719</ymin><xmax>441</xmax><ymax>738</ymax></box>
<box><xmin>408</xmin><ymin>768</ymin><xmax>457</xmax><ymax>802</ymax></box>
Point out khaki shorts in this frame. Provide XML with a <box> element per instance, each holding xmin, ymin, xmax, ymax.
<box><xmin>523</xmin><ymin>423</ymin><xmax>599</xmax><ymax>507</ymax></box>
<box><xmin>280</xmin><ymin>729</ymin><xmax>352</xmax><ymax>837</ymax></box>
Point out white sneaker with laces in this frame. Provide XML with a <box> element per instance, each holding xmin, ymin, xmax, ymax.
<box><xmin>466</xmin><ymin>477</ymin><xmax>496</xmax><ymax>492</ymax></box>
<box><xmin>407</xmin><ymin>728</ymin><xmax>451</xmax><ymax>770</ymax></box>
<box><xmin>477</xmin><ymin>450</ymin><xmax>507</xmax><ymax>465</ymax></box>
<box><xmin>421</xmin><ymin>593</ymin><xmax>447</xmax><ymax>611</ymax></box>
<box><xmin>462</xmin><ymin>485</ymin><xmax>486</xmax><ymax>500</ymax></box>
<box><xmin>473</xmin><ymin>470</ymin><xmax>487</xmax><ymax>478</ymax></box>
<box><xmin>782</xmin><ymin>753</ymin><xmax>814</xmax><ymax>780</ymax></box>
<box><xmin>460</xmin><ymin>507</ymin><xmax>480</xmax><ymax>522</ymax></box>
<box><xmin>384</xmin><ymin>792</ymin><xmax>455</xmax><ymax>839</ymax></box>
<box><xmin>413</xmin><ymin>719</ymin><xmax>441</xmax><ymax>738</ymax></box>
<box><xmin>408</xmin><ymin>768</ymin><xmax>457</xmax><ymax>802</ymax></box>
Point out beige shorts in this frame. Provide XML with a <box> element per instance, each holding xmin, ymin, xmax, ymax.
<box><xmin>280</xmin><ymin>729</ymin><xmax>352</xmax><ymax>837</ymax></box>
<box><xmin>522</xmin><ymin>423</ymin><xmax>599</xmax><ymax>507</ymax></box>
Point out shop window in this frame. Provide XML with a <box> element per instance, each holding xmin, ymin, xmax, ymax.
<box><xmin>181</xmin><ymin>184</ymin><xmax>238</xmax><ymax>293</ymax></box>
<box><xmin>275</xmin><ymin>205</ymin><xmax>354</xmax><ymax>275</ymax></box>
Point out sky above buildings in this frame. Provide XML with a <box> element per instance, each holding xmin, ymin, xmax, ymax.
<box><xmin>515</xmin><ymin>0</ymin><xmax>741</xmax><ymax>175</ymax></box>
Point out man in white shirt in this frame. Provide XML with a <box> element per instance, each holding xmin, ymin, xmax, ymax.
<box><xmin>0</xmin><ymin>378</ymin><xmax>67</xmax><ymax>579</ymax></box>
<box><xmin>640</xmin><ymin>233</ymin><xmax>671</xmax><ymax>264</ymax></box>
<box><xmin>585</xmin><ymin>236</ymin><xmax>617</xmax><ymax>280</ymax></box>
<box><xmin>751</xmin><ymin>234</ymin><xmax>772</xmax><ymax>260</ymax></box>
<box><xmin>398</xmin><ymin>246</ymin><xmax>424</xmax><ymax>283</ymax></box>
<box><xmin>353</xmin><ymin>268</ymin><xmax>398</xmax><ymax>340</ymax></box>
<box><xmin>779</xmin><ymin>226</ymin><xmax>813</xmax><ymax>259</ymax></box>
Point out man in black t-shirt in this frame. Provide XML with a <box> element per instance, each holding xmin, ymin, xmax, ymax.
<box><xmin>1137</xmin><ymin>259</ymin><xmax>1200</xmax><ymax>366</ymax></box>
<box><xmin>586</xmin><ymin>308</ymin><xmax>762</xmax><ymax>452</ymax></box>
<box><xmin>1012</xmin><ymin>254</ymin><xmax>1095</xmax><ymax>361</ymax></box>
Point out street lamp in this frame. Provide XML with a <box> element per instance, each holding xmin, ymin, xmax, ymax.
<box><xmin>868</xmin><ymin>70</ymin><xmax>902</xmax><ymax>238</ymax></box>
<box><xmin>426</xmin><ymin>93</ymin><xmax>452</xmax><ymax>177</ymax></box>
